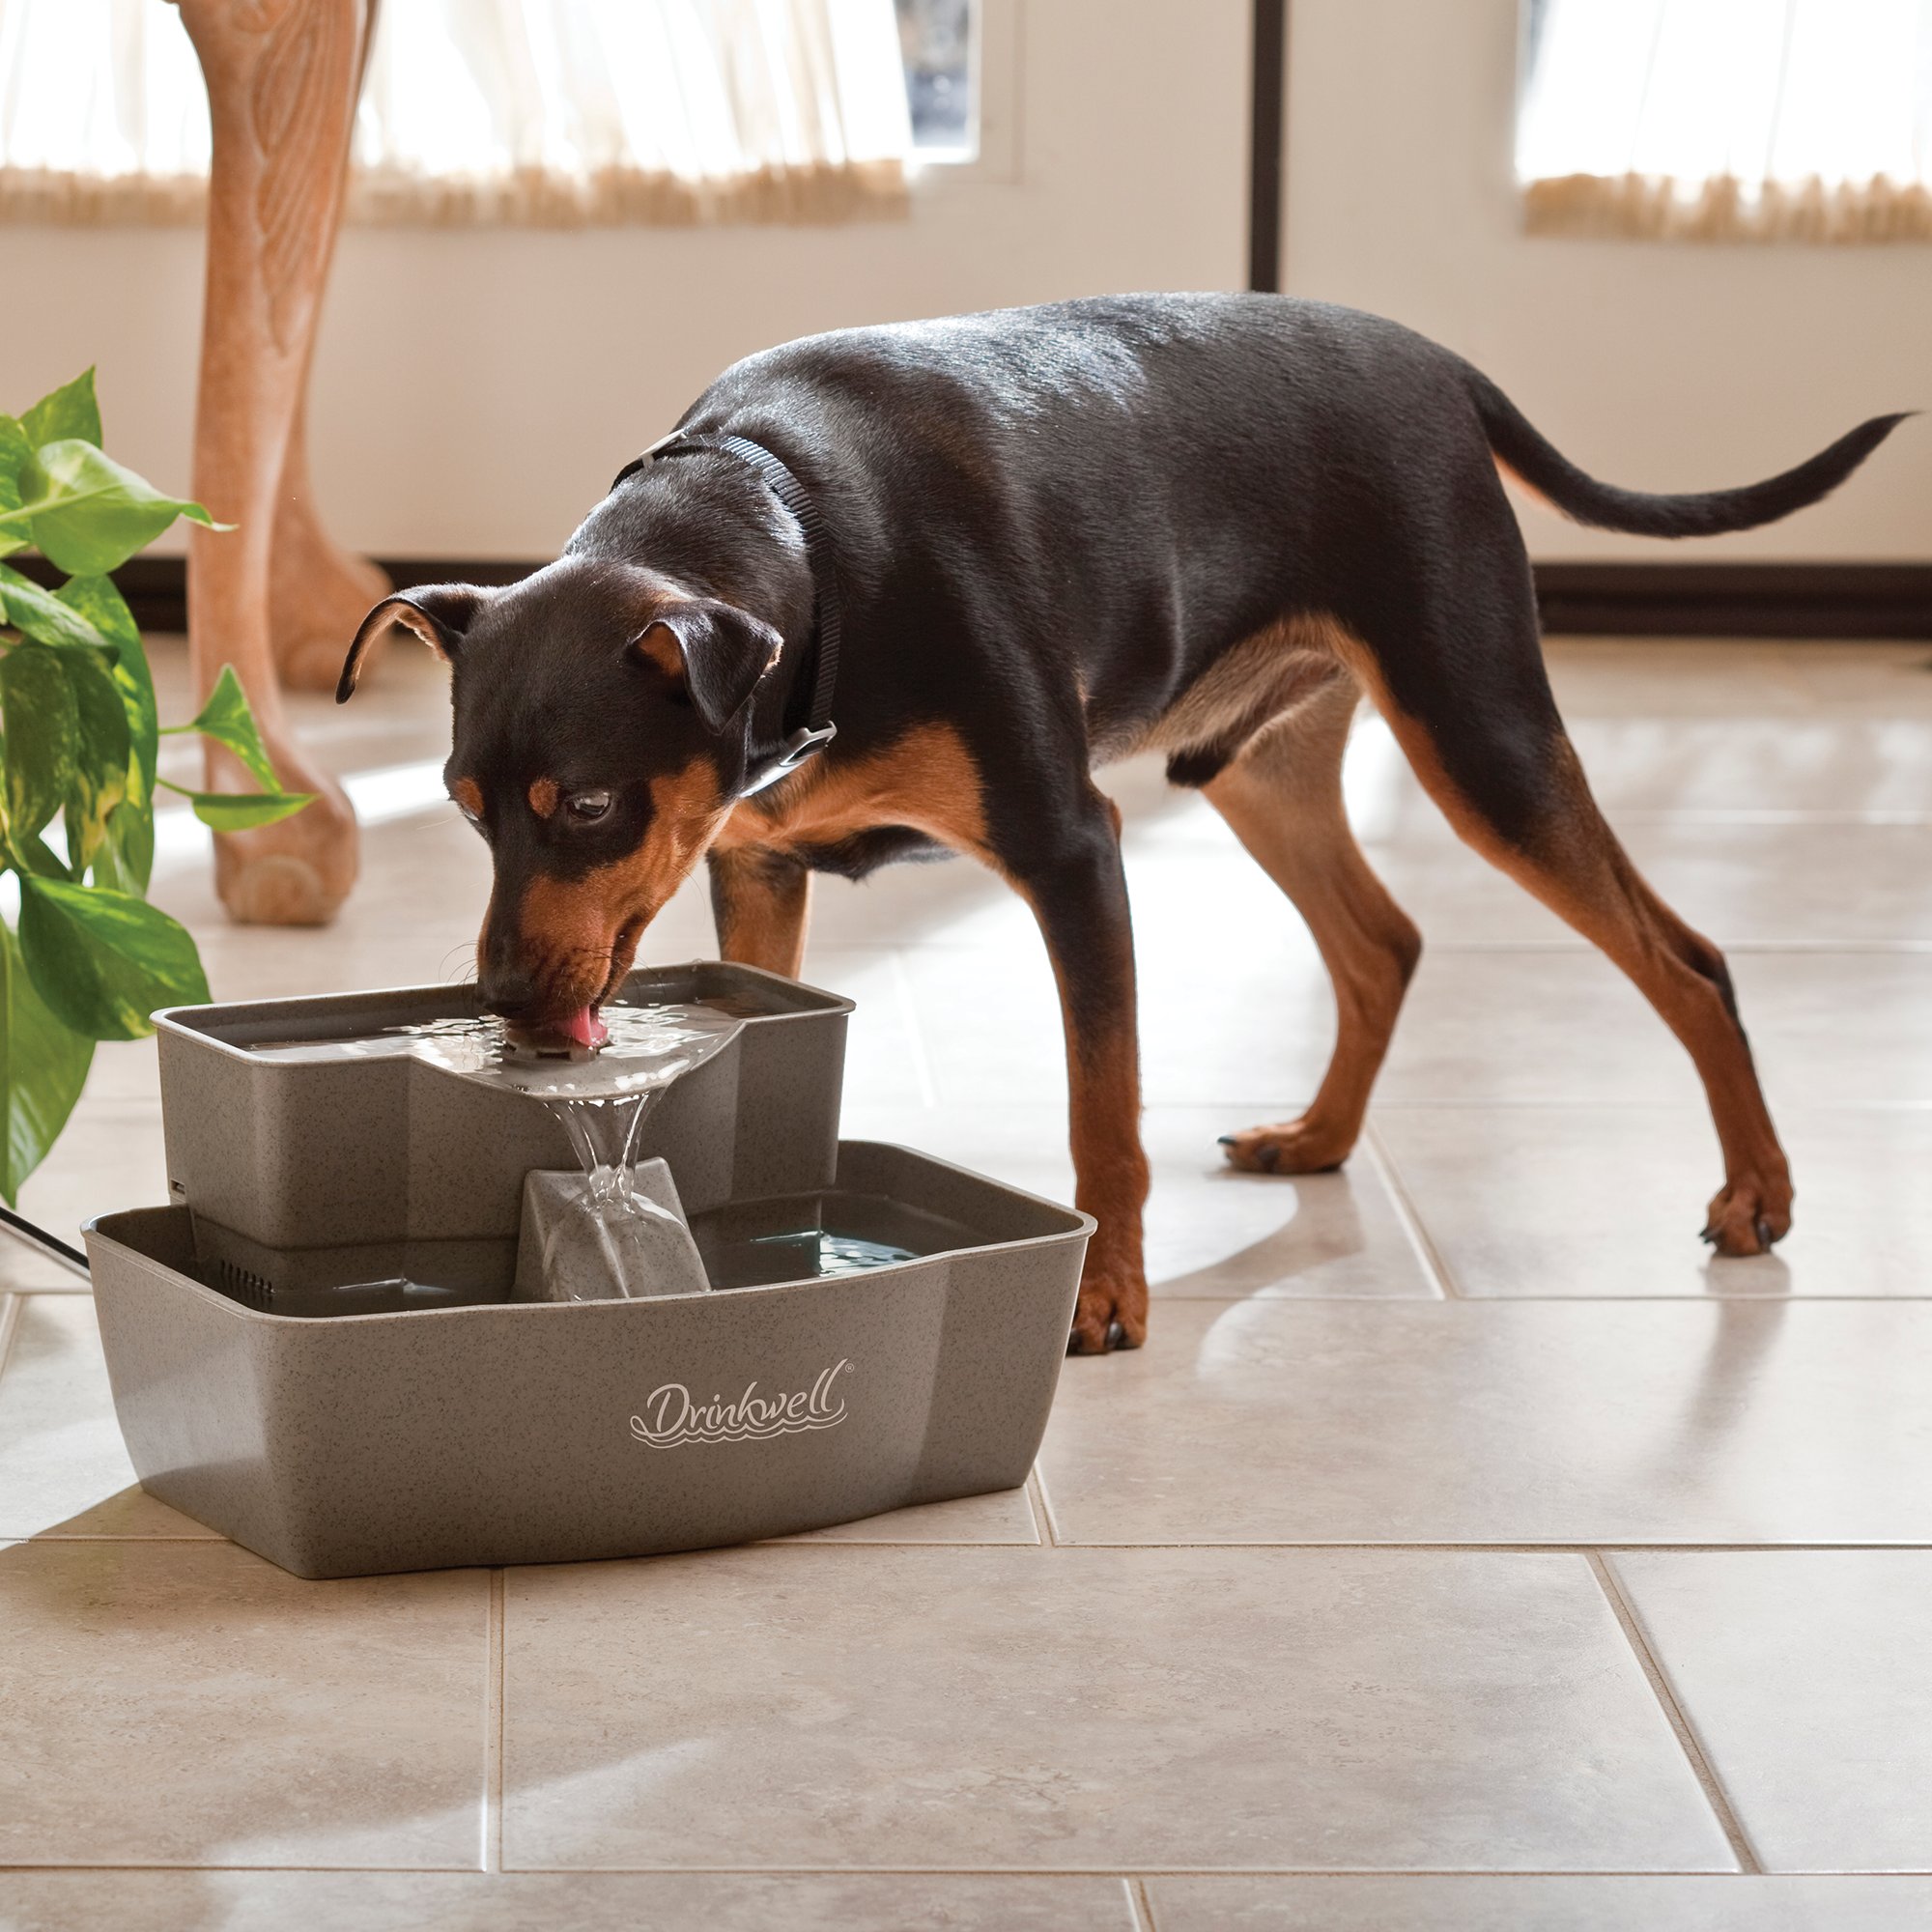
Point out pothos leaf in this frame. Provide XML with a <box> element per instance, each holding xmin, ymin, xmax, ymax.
<box><xmin>16</xmin><ymin>875</ymin><xmax>210</xmax><ymax>1041</ymax></box>
<box><xmin>176</xmin><ymin>664</ymin><xmax>282</xmax><ymax>791</ymax></box>
<box><xmin>62</xmin><ymin>647</ymin><xmax>132</xmax><ymax>867</ymax></box>
<box><xmin>57</xmin><ymin>574</ymin><xmax>156</xmax><ymax>806</ymax></box>
<box><xmin>0</xmin><ymin>643</ymin><xmax>81</xmax><ymax>839</ymax></box>
<box><xmin>0</xmin><ymin>416</ymin><xmax>30</xmax><ymax>515</ymax></box>
<box><xmin>160</xmin><ymin>783</ymin><xmax>314</xmax><ymax>833</ymax></box>
<box><xmin>0</xmin><ymin>923</ymin><xmax>95</xmax><ymax>1206</ymax></box>
<box><xmin>0</xmin><ymin>440</ymin><xmax>221</xmax><ymax>578</ymax></box>
<box><xmin>21</xmin><ymin>370</ymin><xmax>102</xmax><ymax>451</ymax></box>
<box><xmin>0</xmin><ymin>561</ymin><xmax>114</xmax><ymax>653</ymax></box>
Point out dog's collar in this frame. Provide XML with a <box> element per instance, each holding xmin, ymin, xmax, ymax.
<box><xmin>613</xmin><ymin>429</ymin><xmax>839</xmax><ymax>797</ymax></box>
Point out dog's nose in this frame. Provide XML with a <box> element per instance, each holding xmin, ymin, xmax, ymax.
<box><xmin>479</xmin><ymin>964</ymin><xmax>541</xmax><ymax>1020</ymax></box>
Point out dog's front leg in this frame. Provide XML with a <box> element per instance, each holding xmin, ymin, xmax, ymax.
<box><xmin>1014</xmin><ymin>800</ymin><xmax>1151</xmax><ymax>1353</ymax></box>
<box><xmin>708</xmin><ymin>846</ymin><xmax>812</xmax><ymax>980</ymax></box>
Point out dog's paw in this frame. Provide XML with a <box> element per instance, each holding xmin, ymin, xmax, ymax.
<box><xmin>1701</xmin><ymin>1174</ymin><xmax>1794</xmax><ymax>1257</ymax></box>
<box><xmin>1217</xmin><ymin>1116</ymin><xmax>1353</xmax><ymax>1176</ymax></box>
<box><xmin>1067</xmin><ymin>1272</ymin><xmax>1148</xmax><ymax>1354</ymax></box>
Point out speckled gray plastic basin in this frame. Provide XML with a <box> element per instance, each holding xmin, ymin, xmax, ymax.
<box><xmin>84</xmin><ymin>1144</ymin><xmax>1091</xmax><ymax>1578</ymax></box>
<box><xmin>154</xmin><ymin>961</ymin><xmax>850</xmax><ymax>1246</ymax></box>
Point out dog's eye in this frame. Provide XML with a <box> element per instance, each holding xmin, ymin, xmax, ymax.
<box><xmin>565</xmin><ymin>789</ymin><xmax>614</xmax><ymax>823</ymax></box>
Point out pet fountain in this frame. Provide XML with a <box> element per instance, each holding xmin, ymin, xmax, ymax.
<box><xmin>81</xmin><ymin>961</ymin><xmax>1091</xmax><ymax>1578</ymax></box>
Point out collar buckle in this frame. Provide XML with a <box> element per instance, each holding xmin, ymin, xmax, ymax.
<box><xmin>739</xmin><ymin>722</ymin><xmax>837</xmax><ymax>798</ymax></box>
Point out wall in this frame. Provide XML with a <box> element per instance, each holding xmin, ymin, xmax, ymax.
<box><xmin>2</xmin><ymin>0</ymin><xmax>1248</xmax><ymax>560</ymax></box>
<box><xmin>1284</xmin><ymin>0</ymin><xmax>1932</xmax><ymax>560</ymax></box>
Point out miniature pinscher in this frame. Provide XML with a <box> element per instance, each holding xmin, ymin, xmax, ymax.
<box><xmin>339</xmin><ymin>295</ymin><xmax>1905</xmax><ymax>1352</ymax></box>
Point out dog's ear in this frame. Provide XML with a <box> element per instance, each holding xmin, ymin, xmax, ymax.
<box><xmin>337</xmin><ymin>585</ymin><xmax>492</xmax><ymax>703</ymax></box>
<box><xmin>632</xmin><ymin>599</ymin><xmax>785</xmax><ymax>734</ymax></box>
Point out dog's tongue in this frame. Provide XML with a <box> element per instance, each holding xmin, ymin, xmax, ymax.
<box><xmin>562</xmin><ymin>1006</ymin><xmax>609</xmax><ymax>1051</ymax></box>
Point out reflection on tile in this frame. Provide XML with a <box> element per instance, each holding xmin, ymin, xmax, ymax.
<box><xmin>1615</xmin><ymin>1551</ymin><xmax>1932</xmax><ymax>1873</ymax></box>
<box><xmin>1376</xmin><ymin>1106</ymin><xmax>1932</xmax><ymax>1298</ymax></box>
<box><xmin>775</xmin><ymin>1485</ymin><xmax>1038</xmax><ymax>1545</ymax></box>
<box><xmin>840</xmin><ymin>1103</ymin><xmax>1436</xmax><ymax>1298</ymax></box>
<box><xmin>1377</xmin><ymin>951</ymin><xmax>1932</xmax><ymax>1108</ymax></box>
<box><xmin>1037</xmin><ymin>1299</ymin><xmax>1932</xmax><ymax>1545</ymax></box>
<box><xmin>1149</xmin><ymin>1874</ymin><xmax>1932</xmax><ymax>1930</ymax></box>
<box><xmin>502</xmin><ymin>1547</ymin><xmax>1728</xmax><ymax>1872</ymax></box>
<box><xmin>0</xmin><ymin>1871</ymin><xmax>1138</xmax><ymax>1932</ymax></box>
<box><xmin>0</xmin><ymin>1295</ymin><xmax>213</xmax><ymax>1540</ymax></box>
<box><xmin>1370</xmin><ymin>820</ymin><xmax>1932</xmax><ymax>949</ymax></box>
<box><xmin>0</xmin><ymin>1540</ymin><xmax>487</xmax><ymax>1867</ymax></box>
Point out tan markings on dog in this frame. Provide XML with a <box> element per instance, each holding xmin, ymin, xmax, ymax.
<box><xmin>714</xmin><ymin>722</ymin><xmax>991</xmax><ymax>861</ymax></box>
<box><xmin>710</xmin><ymin>848</ymin><xmax>813</xmax><ymax>979</ymax></box>
<box><xmin>511</xmin><ymin>753</ymin><xmax>732</xmax><ymax>1011</ymax></box>
<box><xmin>1492</xmin><ymin>454</ymin><xmax>1559</xmax><ymax>516</ymax></box>
<box><xmin>1203</xmin><ymin>665</ymin><xmax>1421</xmax><ymax>1175</ymax></box>
<box><xmin>450</xmin><ymin>777</ymin><xmax>484</xmax><ymax>819</ymax></box>
<box><xmin>1326</xmin><ymin>616</ymin><xmax>1792</xmax><ymax>1256</ymax></box>
<box><xmin>1013</xmin><ymin>876</ymin><xmax>1149</xmax><ymax>1352</ymax></box>
<box><xmin>634</xmin><ymin>621</ymin><xmax>683</xmax><ymax>679</ymax></box>
<box><xmin>1128</xmin><ymin>617</ymin><xmax>1342</xmax><ymax>765</ymax></box>
<box><xmin>527</xmin><ymin>778</ymin><xmax>559</xmax><ymax>818</ymax></box>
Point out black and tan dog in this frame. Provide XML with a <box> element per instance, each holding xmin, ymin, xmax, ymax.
<box><xmin>339</xmin><ymin>294</ymin><xmax>1903</xmax><ymax>1352</ymax></box>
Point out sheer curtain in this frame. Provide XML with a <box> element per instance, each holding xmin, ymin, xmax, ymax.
<box><xmin>0</xmin><ymin>0</ymin><xmax>912</xmax><ymax>226</ymax></box>
<box><xmin>1518</xmin><ymin>0</ymin><xmax>1932</xmax><ymax>241</ymax></box>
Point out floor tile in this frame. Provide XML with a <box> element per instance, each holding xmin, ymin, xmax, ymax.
<box><xmin>1368</xmin><ymin>819</ymin><xmax>1932</xmax><ymax>949</ymax></box>
<box><xmin>15</xmin><ymin>1102</ymin><xmax>167</xmax><ymax>1255</ymax></box>
<box><xmin>500</xmin><ymin>1546</ymin><xmax>1729</xmax><ymax>1872</ymax></box>
<box><xmin>0</xmin><ymin>1871</ymin><xmax>1136</xmax><ymax>1932</ymax></box>
<box><xmin>0</xmin><ymin>1294</ymin><xmax>213</xmax><ymax>1540</ymax></box>
<box><xmin>840</xmin><ymin>1102</ymin><xmax>1437</xmax><ymax>1298</ymax></box>
<box><xmin>1147</xmin><ymin>1874</ymin><xmax>1932</xmax><ymax>1929</ymax></box>
<box><xmin>1375</xmin><ymin>1106</ymin><xmax>1932</xmax><ymax>1298</ymax></box>
<box><xmin>0</xmin><ymin>1539</ymin><xmax>487</xmax><ymax>1867</ymax></box>
<box><xmin>1037</xmin><ymin>1298</ymin><xmax>1932</xmax><ymax>1545</ymax></box>
<box><xmin>1377</xmin><ymin>950</ymin><xmax>1932</xmax><ymax>1108</ymax></box>
<box><xmin>776</xmin><ymin>1484</ymin><xmax>1039</xmax><ymax>1544</ymax></box>
<box><xmin>1615</xmin><ymin>1551</ymin><xmax>1932</xmax><ymax>1872</ymax></box>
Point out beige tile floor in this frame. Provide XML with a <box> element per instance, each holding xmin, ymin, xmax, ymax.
<box><xmin>4</xmin><ymin>636</ymin><xmax>1932</xmax><ymax>1930</ymax></box>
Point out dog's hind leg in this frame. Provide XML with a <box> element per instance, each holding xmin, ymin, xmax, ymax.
<box><xmin>708</xmin><ymin>846</ymin><xmax>812</xmax><ymax>979</ymax></box>
<box><xmin>1336</xmin><ymin>598</ymin><xmax>1792</xmax><ymax>1257</ymax></box>
<box><xmin>1202</xmin><ymin>669</ymin><xmax>1423</xmax><ymax>1174</ymax></box>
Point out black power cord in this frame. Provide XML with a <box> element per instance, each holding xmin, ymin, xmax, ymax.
<box><xmin>0</xmin><ymin>1202</ymin><xmax>89</xmax><ymax>1278</ymax></box>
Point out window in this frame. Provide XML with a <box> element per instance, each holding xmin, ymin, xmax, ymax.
<box><xmin>1517</xmin><ymin>0</ymin><xmax>1932</xmax><ymax>242</ymax></box>
<box><xmin>0</xmin><ymin>0</ymin><xmax>920</xmax><ymax>227</ymax></box>
<box><xmin>895</xmin><ymin>0</ymin><xmax>976</xmax><ymax>158</ymax></box>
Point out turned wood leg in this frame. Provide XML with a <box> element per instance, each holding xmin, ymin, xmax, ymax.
<box><xmin>270</xmin><ymin>393</ymin><xmax>392</xmax><ymax>694</ymax></box>
<box><xmin>176</xmin><ymin>0</ymin><xmax>374</xmax><ymax>924</ymax></box>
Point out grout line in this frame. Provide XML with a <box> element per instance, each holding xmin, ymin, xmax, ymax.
<box><xmin>1126</xmin><ymin>1873</ymin><xmax>1158</xmax><ymax>1930</ymax></box>
<box><xmin>0</xmin><ymin>1294</ymin><xmax>21</xmax><ymax>1382</ymax></box>
<box><xmin>1028</xmin><ymin>1464</ymin><xmax>1065</xmax><ymax>1547</ymax></box>
<box><xmin>1588</xmin><ymin>1552</ymin><xmax>1763</xmax><ymax>1875</ymax></box>
<box><xmin>1361</xmin><ymin>1122</ymin><xmax>1459</xmax><ymax>1298</ymax></box>
<box><xmin>484</xmin><ymin>1569</ymin><xmax>505</xmax><ymax>1874</ymax></box>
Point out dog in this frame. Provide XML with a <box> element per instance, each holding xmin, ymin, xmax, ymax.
<box><xmin>338</xmin><ymin>294</ymin><xmax>1904</xmax><ymax>1353</ymax></box>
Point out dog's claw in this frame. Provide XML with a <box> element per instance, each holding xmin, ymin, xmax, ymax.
<box><xmin>1755</xmin><ymin>1217</ymin><xmax>1775</xmax><ymax>1250</ymax></box>
<box><xmin>1216</xmin><ymin>1134</ymin><xmax>1238</xmax><ymax>1148</ymax></box>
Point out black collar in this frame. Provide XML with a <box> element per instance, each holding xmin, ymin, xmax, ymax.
<box><xmin>612</xmin><ymin>430</ymin><xmax>839</xmax><ymax>796</ymax></box>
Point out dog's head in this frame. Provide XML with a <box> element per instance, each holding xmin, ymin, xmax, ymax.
<box><xmin>340</xmin><ymin>557</ymin><xmax>784</xmax><ymax>1044</ymax></box>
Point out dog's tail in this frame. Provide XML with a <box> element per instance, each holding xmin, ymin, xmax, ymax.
<box><xmin>1467</xmin><ymin>370</ymin><xmax>1910</xmax><ymax>540</ymax></box>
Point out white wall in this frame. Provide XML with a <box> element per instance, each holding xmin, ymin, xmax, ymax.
<box><xmin>3</xmin><ymin>0</ymin><xmax>1248</xmax><ymax>560</ymax></box>
<box><xmin>1284</xmin><ymin>0</ymin><xmax>1932</xmax><ymax>560</ymax></box>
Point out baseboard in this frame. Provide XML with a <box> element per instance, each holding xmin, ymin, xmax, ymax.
<box><xmin>12</xmin><ymin>556</ymin><xmax>1932</xmax><ymax>642</ymax></box>
<box><xmin>1533</xmin><ymin>561</ymin><xmax>1932</xmax><ymax>639</ymax></box>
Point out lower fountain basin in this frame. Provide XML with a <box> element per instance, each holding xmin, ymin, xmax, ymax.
<box><xmin>83</xmin><ymin>1143</ymin><xmax>1091</xmax><ymax>1578</ymax></box>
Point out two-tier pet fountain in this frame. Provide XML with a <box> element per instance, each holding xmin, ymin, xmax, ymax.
<box><xmin>81</xmin><ymin>962</ymin><xmax>1090</xmax><ymax>1578</ymax></box>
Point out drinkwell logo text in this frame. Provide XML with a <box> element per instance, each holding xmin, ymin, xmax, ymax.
<box><xmin>629</xmin><ymin>1359</ymin><xmax>853</xmax><ymax>1449</ymax></box>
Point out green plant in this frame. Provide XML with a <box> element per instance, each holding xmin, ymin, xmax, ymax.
<box><xmin>0</xmin><ymin>370</ymin><xmax>312</xmax><ymax>1203</ymax></box>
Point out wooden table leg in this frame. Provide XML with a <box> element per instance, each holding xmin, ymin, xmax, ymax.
<box><xmin>176</xmin><ymin>0</ymin><xmax>374</xmax><ymax>924</ymax></box>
